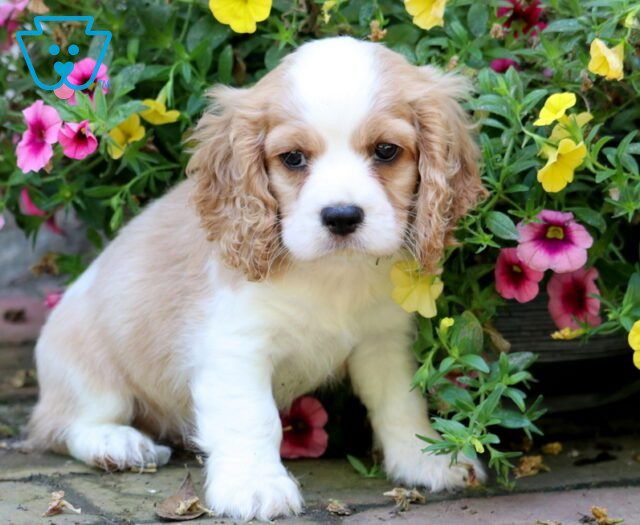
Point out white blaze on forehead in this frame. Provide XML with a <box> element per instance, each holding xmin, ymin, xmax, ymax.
<box><xmin>287</xmin><ymin>37</ymin><xmax>379</xmax><ymax>142</ymax></box>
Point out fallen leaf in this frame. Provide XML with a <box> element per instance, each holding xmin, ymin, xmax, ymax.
<box><xmin>155</xmin><ymin>471</ymin><xmax>213</xmax><ymax>520</ymax></box>
<box><xmin>130</xmin><ymin>463</ymin><xmax>157</xmax><ymax>473</ymax></box>
<box><xmin>43</xmin><ymin>491</ymin><xmax>81</xmax><ymax>517</ymax></box>
<box><xmin>326</xmin><ymin>499</ymin><xmax>352</xmax><ymax>516</ymax></box>
<box><xmin>590</xmin><ymin>506</ymin><xmax>624</xmax><ymax>525</ymax></box>
<box><xmin>383</xmin><ymin>487</ymin><xmax>425</xmax><ymax>511</ymax></box>
<box><xmin>541</xmin><ymin>442</ymin><xmax>563</xmax><ymax>456</ymax></box>
<box><xmin>536</xmin><ymin>521</ymin><xmax>562</xmax><ymax>525</ymax></box>
<box><xmin>513</xmin><ymin>455</ymin><xmax>550</xmax><ymax>479</ymax></box>
<box><xmin>28</xmin><ymin>0</ymin><xmax>49</xmax><ymax>14</ymax></box>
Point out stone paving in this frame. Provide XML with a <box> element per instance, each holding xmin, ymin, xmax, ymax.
<box><xmin>1</xmin><ymin>344</ymin><xmax>640</xmax><ymax>524</ymax></box>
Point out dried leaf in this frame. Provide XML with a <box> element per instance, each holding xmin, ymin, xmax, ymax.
<box><xmin>43</xmin><ymin>491</ymin><xmax>81</xmax><ymax>517</ymax></box>
<box><xmin>590</xmin><ymin>506</ymin><xmax>624</xmax><ymax>525</ymax></box>
<box><xmin>31</xmin><ymin>252</ymin><xmax>59</xmax><ymax>276</ymax></box>
<box><xmin>513</xmin><ymin>455</ymin><xmax>550</xmax><ymax>479</ymax></box>
<box><xmin>383</xmin><ymin>487</ymin><xmax>425</xmax><ymax>511</ymax></box>
<box><xmin>155</xmin><ymin>471</ymin><xmax>213</xmax><ymax>520</ymax></box>
<box><xmin>326</xmin><ymin>499</ymin><xmax>352</xmax><ymax>516</ymax></box>
<box><xmin>368</xmin><ymin>20</ymin><xmax>387</xmax><ymax>42</ymax></box>
<box><xmin>541</xmin><ymin>442</ymin><xmax>563</xmax><ymax>456</ymax></box>
<box><xmin>28</xmin><ymin>0</ymin><xmax>49</xmax><ymax>14</ymax></box>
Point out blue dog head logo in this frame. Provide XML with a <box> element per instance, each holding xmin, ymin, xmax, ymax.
<box><xmin>16</xmin><ymin>16</ymin><xmax>111</xmax><ymax>91</ymax></box>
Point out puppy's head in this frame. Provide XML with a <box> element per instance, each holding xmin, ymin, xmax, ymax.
<box><xmin>188</xmin><ymin>37</ymin><xmax>486</xmax><ymax>281</ymax></box>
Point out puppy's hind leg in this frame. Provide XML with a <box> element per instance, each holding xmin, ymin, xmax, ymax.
<box><xmin>29</xmin><ymin>337</ymin><xmax>171</xmax><ymax>471</ymax></box>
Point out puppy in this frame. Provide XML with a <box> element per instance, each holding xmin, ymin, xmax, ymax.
<box><xmin>28</xmin><ymin>37</ymin><xmax>486</xmax><ymax>521</ymax></box>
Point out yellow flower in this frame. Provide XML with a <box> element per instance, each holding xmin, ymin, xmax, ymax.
<box><xmin>322</xmin><ymin>0</ymin><xmax>337</xmax><ymax>24</ymax></box>
<box><xmin>633</xmin><ymin>351</ymin><xmax>640</xmax><ymax>369</ymax></box>
<box><xmin>549</xmin><ymin>112</ymin><xmax>593</xmax><ymax>143</ymax></box>
<box><xmin>404</xmin><ymin>0</ymin><xmax>447</xmax><ymax>30</ymax></box>
<box><xmin>209</xmin><ymin>0</ymin><xmax>271</xmax><ymax>34</ymax></box>
<box><xmin>588</xmin><ymin>39</ymin><xmax>624</xmax><ymax>81</ymax></box>
<box><xmin>140</xmin><ymin>99</ymin><xmax>180</xmax><ymax>125</ymax></box>
<box><xmin>107</xmin><ymin>114</ymin><xmax>146</xmax><ymax>160</ymax></box>
<box><xmin>537</xmin><ymin>138</ymin><xmax>587</xmax><ymax>193</ymax></box>
<box><xmin>551</xmin><ymin>327</ymin><xmax>585</xmax><ymax>340</ymax></box>
<box><xmin>534</xmin><ymin>93</ymin><xmax>577</xmax><ymax>126</ymax></box>
<box><xmin>391</xmin><ymin>260</ymin><xmax>443</xmax><ymax>318</ymax></box>
<box><xmin>629</xmin><ymin>320</ymin><xmax>640</xmax><ymax>351</ymax></box>
<box><xmin>439</xmin><ymin>317</ymin><xmax>454</xmax><ymax>332</ymax></box>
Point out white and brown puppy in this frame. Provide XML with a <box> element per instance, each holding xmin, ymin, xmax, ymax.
<box><xmin>28</xmin><ymin>37</ymin><xmax>486</xmax><ymax>520</ymax></box>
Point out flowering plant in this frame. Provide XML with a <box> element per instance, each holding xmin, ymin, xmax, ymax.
<box><xmin>1</xmin><ymin>0</ymin><xmax>639</xmax><ymax>486</ymax></box>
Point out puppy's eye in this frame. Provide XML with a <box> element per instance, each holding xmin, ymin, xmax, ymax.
<box><xmin>374</xmin><ymin>143</ymin><xmax>400</xmax><ymax>163</ymax></box>
<box><xmin>280</xmin><ymin>150</ymin><xmax>307</xmax><ymax>170</ymax></box>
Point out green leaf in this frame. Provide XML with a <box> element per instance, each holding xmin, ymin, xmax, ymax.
<box><xmin>467</xmin><ymin>3</ymin><xmax>488</xmax><ymax>37</ymax></box>
<box><xmin>623</xmin><ymin>273</ymin><xmax>640</xmax><ymax>311</ymax></box>
<box><xmin>83</xmin><ymin>186</ymin><xmax>120</xmax><ymax>198</ymax></box>
<box><xmin>486</xmin><ymin>211</ymin><xmax>519</xmax><ymax>241</ymax></box>
<box><xmin>218</xmin><ymin>44</ymin><xmax>234</xmax><ymax>84</ymax></box>
<box><xmin>459</xmin><ymin>354</ymin><xmax>490</xmax><ymax>373</ymax></box>
<box><xmin>544</xmin><ymin>19</ymin><xmax>583</xmax><ymax>33</ymax></box>
<box><xmin>450</xmin><ymin>311</ymin><xmax>484</xmax><ymax>355</ymax></box>
<box><xmin>570</xmin><ymin>207</ymin><xmax>606</xmax><ymax>233</ymax></box>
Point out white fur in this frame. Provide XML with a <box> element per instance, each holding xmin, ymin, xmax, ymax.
<box><xmin>30</xmin><ymin>37</ymin><xmax>485</xmax><ymax>522</ymax></box>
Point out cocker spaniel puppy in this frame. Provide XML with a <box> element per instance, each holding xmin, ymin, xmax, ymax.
<box><xmin>28</xmin><ymin>37</ymin><xmax>486</xmax><ymax>521</ymax></box>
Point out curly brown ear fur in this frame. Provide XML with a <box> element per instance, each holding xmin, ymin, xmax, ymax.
<box><xmin>410</xmin><ymin>67</ymin><xmax>487</xmax><ymax>274</ymax></box>
<box><xmin>187</xmin><ymin>86</ymin><xmax>279</xmax><ymax>281</ymax></box>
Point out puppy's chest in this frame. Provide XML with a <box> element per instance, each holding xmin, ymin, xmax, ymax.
<box><xmin>263</xmin><ymin>260</ymin><xmax>396</xmax><ymax>407</ymax></box>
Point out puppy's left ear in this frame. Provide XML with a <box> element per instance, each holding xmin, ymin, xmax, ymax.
<box><xmin>410</xmin><ymin>67</ymin><xmax>487</xmax><ymax>274</ymax></box>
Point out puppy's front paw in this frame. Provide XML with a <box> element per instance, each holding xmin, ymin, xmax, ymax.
<box><xmin>385</xmin><ymin>445</ymin><xmax>487</xmax><ymax>492</ymax></box>
<box><xmin>205</xmin><ymin>462</ymin><xmax>303</xmax><ymax>521</ymax></box>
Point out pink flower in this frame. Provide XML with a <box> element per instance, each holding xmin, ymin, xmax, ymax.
<box><xmin>0</xmin><ymin>0</ymin><xmax>28</xmax><ymax>51</ymax></box>
<box><xmin>280</xmin><ymin>396</ymin><xmax>328</xmax><ymax>459</ymax></box>
<box><xmin>495</xmin><ymin>248</ymin><xmax>544</xmax><ymax>303</ymax></box>
<box><xmin>16</xmin><ymin>101</ymin><xmax>62</xmax><ymax>173</ymax></box>
<box><xmin>490</xmin><ymin>58</ymin><xmax>520</xmax><ymax>73</ymax></box>
<box><xmin>547</xmin><ymin>267</ymin><xmax>602</xmax><ymax>329</ymax></box>
<box><xmin>0</xmin><ymin>214</ymin><xmax>5</xmax><ymax>231</ymax></box>
<box><xmin>517</xmin><ymin>210</ymin><xmax>593</xmax><ymax>273</ymax></box>
<box><xmin>66</xmin><ymin>58</ymin><xmax>109</xmax><ymax>105</ymax></box>
<box><xmin>58</xmin><ymin>120</ymin><xmax>98</xmax><ymax>160</ymax></box>
<box><xmin>20</xmin><ymin>188</ymin><xmax>63</xmax><ymax>235</ymax></box>
<box><xmin>44</xmin><ymin>291</ymin><xmax>64</xmax><ymax>310</ymax></box>
<box><xmin>498</xmin><ymin>0</ymin><xmax>547</xmax><ymax>37</ymax></box>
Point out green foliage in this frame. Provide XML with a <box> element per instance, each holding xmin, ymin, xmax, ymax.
<box><xmin>1</xmin><ymin>0</ymin><xmax>639</xmax><ymax>487</ymax></box>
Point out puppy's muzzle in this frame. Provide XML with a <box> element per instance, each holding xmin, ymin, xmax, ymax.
<box><xmin>320</xmin><ymin>205</ymin><xmax>364</xmax><ymax>236</ymax></box>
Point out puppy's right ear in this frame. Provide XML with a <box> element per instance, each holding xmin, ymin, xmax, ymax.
<box><xmin>187</xmin><ymin>86</ymin><xmax>279</xmax><ymax>281</ymax></box>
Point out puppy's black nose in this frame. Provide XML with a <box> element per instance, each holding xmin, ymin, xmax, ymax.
<box><xmin>320</xmin><ymin>205</ymin><xmax>364</xmax><ymax>236</ymax></box>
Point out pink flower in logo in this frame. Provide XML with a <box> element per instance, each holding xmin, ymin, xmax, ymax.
<box><xmin>280</xmin><ymin>396</ymin><xmax>329</xmax><ymax>459</ymax></box>
<box><xmin>58</xmin><ymin>120</ymin><xmax>98</xmax><ymax>160</ymax></box>
<box><xmin>516</xmin><ymin>210</ymin><xmax>593</xmax><ymax>274</ymax></box>
<box><xmin>547</xmin><ymin>267</ymin><xmax>602</xmax><ymax>330</ymax></box>
<box><xmin>16</xmin><ymin>101</ymin><xmax>62</xmax><ymax>174</ymax></box>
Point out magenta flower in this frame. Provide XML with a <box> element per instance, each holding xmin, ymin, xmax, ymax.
<box><xmin>16</xmin><ymin>101</ymin><xmax>62</xmax><ymax>173</ymax></box>
<box><xmin>0</xmin><ymin>0</ymin><xmax>28</xmax><ymax>51</ymax></box>
<box><xmin>498</xmin><ymin>0</ymin><xmax>547</xmax><ymax>37</ymax></box>
<box><xmin>495</xmin><ymin>248</ymin><xmax>544</xmax><ymax>303</ymax></box>
<box><xmin>547</xmin><ymin>267</ymin><xmax>601</xmax><ymax>329</ymax></box>
<box><xmin>516</xmin><ymin>210</ymin><xmax>593</xmax><ymax>273</ymax></box>
<box><xmin>66</xmin><ymin>58</ymin><xmax>109</xmax><ymax>104</ymax></box>
<box><xmin>20</xmin><ymin>188</ymin><xmax>63</xmax><ymax>235</ymax></box>
<box><xmin>58</xmin><ymin>120</ymin><xmax>98</xmax><ymax>160</ymax></box>
<box><xmin>490</xmin><ymin>58</ymin><xmax>520</xmax><ymax>73</ymax></box>
<box><xmin>44</xmin><ymin>291</ymin><xmax>64</xmax><ymax>310</ymax></box>
<box><xmin>280</xmin><ymin>396</ymin><xmax>328</xmax><ymax>459</ymax></box>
